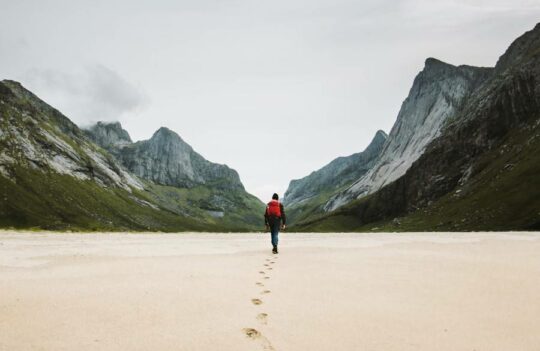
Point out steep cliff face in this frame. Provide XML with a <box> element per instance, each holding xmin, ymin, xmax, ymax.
<box><xmin>84</xmin><ymin>121</ymin><xmax>132</xmax><ymax>148</ymax></box>
<box><xmin>284</xmin><ymin>130</ymin><xmax>387</xmax><ymax>207</ymax></box>
<box><xmin>86</xmin><ymin>124</ymin><xmax>244</xmax><ymax>191</ymax></box>
<box><xmin>297</xmin><ymin>23</ymin><xmax>540</xmax><ymax>231</ymax></box>
<box><xmin>324</xmin><ymin>59</ymin><xmax>492</xmax><ymax>211</ymax></box>
<box><xmin>0</xmin><ymin>80</ymin><xmax>142</xmax><ymax>191</ymax></box>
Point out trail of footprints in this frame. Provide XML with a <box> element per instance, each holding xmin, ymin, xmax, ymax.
<box><xmin>243</xmin><ymin>255</ymin><xmax>278</xmax><ymax>350</ymax></box>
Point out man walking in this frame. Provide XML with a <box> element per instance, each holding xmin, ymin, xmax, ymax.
<box><xmin>264</xmin><ymin>193</ymin><xmax>286</xmax><ymax>254</ymax></box>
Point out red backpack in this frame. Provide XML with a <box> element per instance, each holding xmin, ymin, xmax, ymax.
<box><xmin>266</xmin><ymin>200</ymin><xmax>281</xmax><ymax>217</ymax></box>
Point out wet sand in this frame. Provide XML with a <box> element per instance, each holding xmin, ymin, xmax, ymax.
<box><xmin>1</xmin><ymin>231</ymin><xmax>539</xmax><ymax>351</ymax></box>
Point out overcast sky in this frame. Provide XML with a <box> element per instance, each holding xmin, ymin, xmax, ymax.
<box><xmin>1</xmin><ymin>0</ymin><xmax>539</xmax><ymax>201</ymax></box>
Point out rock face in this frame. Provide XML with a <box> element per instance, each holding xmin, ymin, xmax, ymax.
<box><xmin>298</xmin><ymin>23</ymin><xmax>540</xmax><ymax>231</ymax></box>
<box><xmin>284</xmin><ymin>130</ymin><xmax>387</xmax><ymax>207</ymax></box>
<box><xmin>86</xmin><ymin>123</ymin><xmax>244</xmax><ymax>191</ymax></box>
<box><xmin>324</xmin><ymin>58</ymin><xmax>492</xmax><ymax>211</ymax></box>
<box><xmin>84</xmin><ymin>121</ymin><xmax>132</xmax><ymax>148</ymax></box>
<box><xmin>0</xmin><ymin>80</ymin><xmax>142</xmax><ymax>191</ymax></box>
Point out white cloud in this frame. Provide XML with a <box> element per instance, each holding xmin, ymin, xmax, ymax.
<box><xmin>20</xmin><ymin>65</ymin><xmax>148</xmax><ymax>126</ymax></box>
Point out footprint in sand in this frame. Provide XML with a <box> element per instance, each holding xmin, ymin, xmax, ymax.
<box><xmin>263</xmin><ymin>277</ymin><xmax>270</xmax><ymax>280</ymax></box>
<box><xmin>259</xmin><ymin>271</ymin><xmax>266</xmax><ymax>275</ymax></box>
<box><xmin>267</xmin><ymin>267</ymin><xmax>273</xmax><ymax>270</ymax></box>
<box><xmin>251</xmin><ymin>298</ymin><xmax>263</xmax><ymax>305</ymax></box>
<box><xmin>261</xmin><ymin>290</ymin><xmax>271</xmax><ymax>294</ymax></box>
<box><xmin>257</xmin><ymin>313</ymin><xmax>268</xmax><ymax>324</ymax></box>
<box><xmin>256</xmin><ymin>282</ymin><xmax>264</xmax><ymax>286</ymax></box>
<box><xmin>242</xmin><ymin>328</ymin><xmax>275</xmax><ymax>350</ymax></box>
<box><xmin>243</xmin><ymin>328</ymin><xmax>261</xmax><ymax>339</ymax></box>
<box><xmin>270</xmin><ymin>262</ymin><xmax>275</xmax><ymax>264</ymax></box>
<box><xmin>264</xmin><ymin>264</ymin><xmax>269</xmax><ymax>267</ymax></box>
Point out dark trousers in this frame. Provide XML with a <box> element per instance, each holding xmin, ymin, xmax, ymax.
<box><xmin>268</xmin><ymin>218</ymin><xmax>280</xmax><ymax>247</ymax></box>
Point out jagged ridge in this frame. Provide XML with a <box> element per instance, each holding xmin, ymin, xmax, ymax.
<box><xmin>86</xmin><ymin>123</ymin><xmax>244</xmax><ymax>191</ymax></box>
<box><xmin>324</xmin><ymin>57</ymin><xmax>493</xmax><ymax>211</ymax></box>
<box><xmin>285</xmin><ymin>130</ymin><xmax>387</xmax><ymax>206</ymax></box>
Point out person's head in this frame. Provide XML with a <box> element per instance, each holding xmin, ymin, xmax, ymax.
<box><xmin>272</xmin><ymin>193</ymin><xmax>279</xmax><ymax>200</ymax></box>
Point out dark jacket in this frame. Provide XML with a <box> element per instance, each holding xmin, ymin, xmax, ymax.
<box><xmin>264</xmin><ymin>201</ymin><xmax>286</xmax><ymax>226</ymax></box>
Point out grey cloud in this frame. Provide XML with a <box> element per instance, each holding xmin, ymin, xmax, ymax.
<box><xmin>21</xmin><ymin>65</ymin><xmax>148</xmax><ymax>126</ymax></box>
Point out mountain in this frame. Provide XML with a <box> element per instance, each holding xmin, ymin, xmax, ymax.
<box><xmin>0</xmin><ymin>81</ymin><xmax>263</xmax><ymax>231</ymax></box>
<box><xmin>282</xmin><ymin>130</ymin><xmax>387</xmax><ymax>223</ymax></box>
<box><xmin>296</xmin><ymin>23</ymin><xmax>540</xmax><ymax>231</ymax></box>
<box><xmin>84</xmin><ymin>121</ymin><xmax>132</xmax><ymax>148</ymax></box>
<box><xmin>85</xmin><ymin>121</ymin><xmax>263</xmax><ymax>228</ymax></box>
<box><xmin>324</xmin><ymin>58</ymin><xmax>492</xmax><ymax>211</ymax></box>
<box><xmin>86</xmin><ymin>124</ymin><xmax>243</xmax><ymax>190</ymax></box>
<box><xmin>0</xmin><ymin>81</ymin><xmax>142</xmax><ymax>191</ymax></box>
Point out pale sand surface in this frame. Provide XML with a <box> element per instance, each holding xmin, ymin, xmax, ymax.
<box><xmin>1</xmin><ymin>231</ymin><xmax>539</xmax><ymax>351</ymax></box>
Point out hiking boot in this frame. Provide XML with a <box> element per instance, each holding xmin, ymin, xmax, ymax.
<box><xmin>272</xmin><ymin>245</ymin><xmax>277</xmax><ymax>254</ymax></box>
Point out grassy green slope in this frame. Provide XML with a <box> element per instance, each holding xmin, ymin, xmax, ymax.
<box><xmin>0</xmin><ymin>166</ymin><xmax>212</xmax><ymax>231</ymax></box>
<box><xmin>145</xmin><ymin>182</ymin><xmax>264</xmax><ymax>230</ymax></box>
<box><xmin>0</xmin><ymin>167</ymin><xmax>264</xmax><ymax>232</ymax></box>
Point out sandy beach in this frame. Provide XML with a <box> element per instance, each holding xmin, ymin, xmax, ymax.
<box><xmin>0</xmin><ymin>231</ymin><xmax>539</xmax><ymax>351</ymax></box>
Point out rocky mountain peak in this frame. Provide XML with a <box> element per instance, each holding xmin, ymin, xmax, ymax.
<box><xmin>283</xmin><ymin>129</ymin><xmax>388</xmax><ymax>209</ymax></box>
<box><xmin>1</xmin><ymin>80</ymin><xmax>34</xmax><ymax>100</ymax></box>
<box><xmin>366</xmin><ymin>130</ymin><xmax>388</xmax><ymax>152</ymax></box>
<box><xmin>84</xmin><ymin>121</ymin><xmax>132</xmax><ymax>148</ymax></box>
<box><xmin>418</xmin><ymin>58</ymin><xmax>492</xmax><ymax>83</ymax></box>
<box><xmin>424</xmin><ymin>57</ymin><xmax>453</xmax><ymax>69</ymax></box>
<box><xmin>375</xmin><ymin>129</ymin><xmax>388</xmax><ymax>138</ymax></box>
<box><xmin>142</xmin><ymin>126</ymin><xmax>195</xmax><ymax>163</ymax></box>
<box><xmin>149</xmin><ymin>127</ymin><xmax>191</xmax><ymax>149</ymax></box>
<box><xmin>1</xmin><ymin>80</ymin><xmax>83</xmax><ymax>139</ymax></box>
<box><xmin>324</xmin><ymin>57</ymin><xmax>493</xmax><ymax>211</ymax></box>
<box><xmin>495</xmin><ymin>22</ymin><xmax>540</xmax><ymax>73</ymax></box>
<box><xmin>0</xmin><ymin>80</ymin><xmax>22</xmax><ymax>96</ymax></box>
<box><xmin>83</xmin><ymin>123</ymin><xmax>244</xmax><ymax>191</ymax></box>
<box><xmin>152</xmin><ymin>126</ymin><xmax>178</xmax><ymax>138</ymax></box>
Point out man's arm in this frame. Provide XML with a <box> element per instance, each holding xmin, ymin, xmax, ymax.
<box><xmin>264</xmin><ymin>207</ymin><xmax>269</xmax><ymax>226</ymax></box>
<box><xmin>280</xmin><ymin>203</ymin><xmax>286</xmax><ymax>225</ymax></box>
